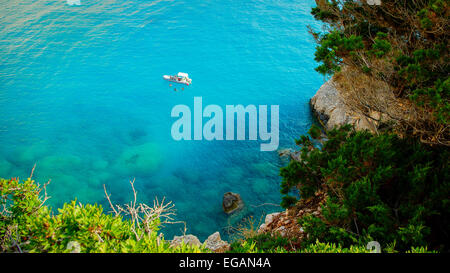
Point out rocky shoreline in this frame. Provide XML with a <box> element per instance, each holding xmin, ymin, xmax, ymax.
<box><xmin>254</xmin><ymin>79</ymin><xmax>377</xmax><ymax>240</ymax></box>
<box><xmin>170</xmin><ymin>79</ymin><xmax>367</xmax><ymax>251</ymax></box>
<box><xmin>171</xmin><ymin>232</ymin><xmax>231</xmax><ymax>253</ymax></box>
<box><xmin>310</xmin><ymin>78</ymin><xmax>377</xmax><ymax>132</ymax></box>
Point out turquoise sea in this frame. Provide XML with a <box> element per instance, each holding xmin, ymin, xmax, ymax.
<box><xmin>0</xmin><ymin>0</ymin><xmax>323</xmax><ymax>240</ymax></box>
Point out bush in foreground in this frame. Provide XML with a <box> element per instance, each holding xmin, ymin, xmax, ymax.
<box><xmin>0</xmin><ymin>177</ymin><xmax>205</xmax><ymax>253</ymax></box>
<box><xmin>1</xmin><ymin>175</ymin><xmax>443</xmax><ymax>253</ymax></box>
<box><xmin>229</xmin><ymin>233</ymin><xmax>436</xmax><ymax>253</ymax></box>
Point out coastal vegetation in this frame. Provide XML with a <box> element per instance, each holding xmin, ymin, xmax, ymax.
<box><xmin>0</xmin><ymin>177</ymin><xmax>205</xmax><ymax>253</ymax></box>
<box><xmin>0</xmin><ymin>175</ymin><xmax>439</xmax><ymax>253</ymax></box>
<box><xmin>1</xmin><ymin>0</ymin><xmax>448</xmax><ymax>253</ymax></box>
<box><xmin>310</xmin><ymin>0</ymin><xmax>449</xmax><ymax>145</ymax></box>
<box><xmin>279</xmin><ymin>125</ymin><xmax>448</xmax><ymax>252</ymax></box>
<box><xmin>276</xmin><ymin>0</ymin><xmax>449</xmax><ymax>253</ymax></box>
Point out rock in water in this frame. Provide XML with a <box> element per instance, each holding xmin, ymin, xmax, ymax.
<box><xmin>204</xmin><ymin>232</ymin><xmax>230</xmax><ymax>253</ymax></box>
<box><xmin>222</xmin><ymin>192</ymin><xmax>243</xmax><ymax>214</ymax></box>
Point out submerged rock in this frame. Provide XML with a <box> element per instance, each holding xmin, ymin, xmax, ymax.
<box><xmin>250</xmin><ymin>178</ymin><xmax>272</xmax><ymax>195</ymax></box>
<box><xmin>204</xmin><ymin>232</ymin><xmax>230</xmax><ymax>253</ymax></box>
<box><xmin>222</xmin><ymin>192</ymin><xmax>244</xmax><ymax>214</ymax></box>
<box><xmin>251</xmin><ymin>162</ymin><xmax>278</xmax><ymax>177</ymax></box>
<box><xmin>0</xmin><ymin>158</ymin><xmax>13</xmax><ymax>176</ymax></box>
<box><xmin>117</xmin><ymin>142</ymin><xmax>162</xmax><ymax>176</ymax></box>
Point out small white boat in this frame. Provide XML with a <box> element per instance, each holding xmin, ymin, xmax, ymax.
<box><xmin>163</xmin><ymin>72</ymin><xmax>192</xmax><ymax>85</ymax></box>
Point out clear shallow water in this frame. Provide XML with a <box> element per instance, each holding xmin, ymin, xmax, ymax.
<box><xmin>0</xmin><ymin>0</ymin><xmax>323</xmax><ymax>240</ymax></box>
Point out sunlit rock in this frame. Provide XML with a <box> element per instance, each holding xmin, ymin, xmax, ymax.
<box><xmin>170</xmin><ymin>234</ymin><xmax>201</xmax><ymax>248</ymax></box>
<box><xmin>204</xmin><ymin>232</ymin><xmax>230</xmax><ymax>253</ymax></box>
<box><xmin>310</xmin><ymin>79</ymin><xmax>376</xmax><ymax>131</ymax></box>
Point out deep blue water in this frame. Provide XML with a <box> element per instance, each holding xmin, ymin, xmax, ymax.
<box><xmin>0</xmin><ymin>0</ymin><xmax>323</xmax><ymax>240</ymax></box>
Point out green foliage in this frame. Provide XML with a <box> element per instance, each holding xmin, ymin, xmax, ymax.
<box><xmin>1</xmin><ymin>176</ymin><xmax>442</xmax><ymax>253</ymax></box>
<box><xmin>308</xmin><ymin>123</ymin><xmax>322</xmax><ymax>139</ymax></box>
<box><xmin>280</xmin><ymin>196</ymin><xmax>298</xmax><ymax>209</ymax></box>
<box><xmin>230</xmin><ymin>233</ymin><xmax>293</xmax><ymax>253</ymax></box>
<box><xmin>314</xmin><ymin>31</ymin><xmax>364</xmax><ymax>75</ymax></box>
<box><xmin>229</xmin><ymin>234</ymin><xmax>438</xmax><ymax>253</ymax></box>
<box><xmin>300</xmin><ymin>240</ymin><xmax>369</xmax><ymax>253</ymax></box>
<box><xmin>370</xmin><ymin>32</ymin><xmax>391</xmax><ymax>58</ymax></box>
<box><xmin>290</xmin><ymin>1</ymin><xmax>450</xmax><ymax>247</ymax></box>
<box><xmin>0</xmin><ymin>178</ymin><xmax>206</xmax><ymax>253</ymax></box>
<box><xmin>280</xmin><ymin>125</ymin><xmax>449</xmax><ymax>252</ymax></box>
<box><xmin>404</xmin><ymin>61</ymin><xmax>450</xmax><ymax>124</ymax></box>
<box><xmin>229</xmin><ymin>240</ymin><xmax>260</xmax><ymax>253</ymax></box>
<box><xmin>407</xmin><ymin>246</ymin><xmax>438</xmax><ymax>253</ymax></box>
<box><xmin>229</xmin><ymin>234</ymin><xmax>368</xmax><ymax>253</ymax></box>
<box><xmin>301</xmin><ymin>240</ymin><xmax>435</xmax><ymax>253</ymax></box>
<box><xmin>311</xmin><ymin>0</ymin><xmax>450</xmax><ymax>128</ymax></box>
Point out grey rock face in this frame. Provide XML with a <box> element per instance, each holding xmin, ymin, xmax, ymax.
<box><xmin>310</xmin><ymin>79</ymin><xmax>376</xmax><ymax>131</ymax></box>
<box><xmin>310</xmin><ymin>80</ymin><xmax>353</xmax><ymax>130</ymax></box>
<box><xmin>170</xmin><ymin>234</ymin><xmax>201</xmax><ymax>248</ymax></box>
<box><xmin>204</xmin><ymin>232</ymin><xmax>230</xmax><ymax>253</ymax></box>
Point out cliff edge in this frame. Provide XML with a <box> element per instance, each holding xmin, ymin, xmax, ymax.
<box><xmin>310</xmin><ymin>79</ymin><xmax>377</xmax><ymax>132</ymax></box>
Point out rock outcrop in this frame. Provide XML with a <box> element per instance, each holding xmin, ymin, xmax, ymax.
<box><xmin>256</xmin><ymin>79</ymin><xmax>376</xmax><ymax>241</ymax></box>
<box><xmin>257</xmin><ymin>211</ymin><xmax>304</xmax><ymax>238</ymax></box>
<box><xmin>310</xmin><ymin>79</ymin><xmax>376</xmax><ymax>131</ymax></box>
<box><xmin>257</xmin><ymin>212</ymin><xmax>282</xmax><ymax>233</ymax></box>
<box><xmin>170</xmin><ymin>234</ymin><xmax>202</xmax><ymax>248</ymax></box>
<box><xmin>171</xmin><ymin>232</ymin><xmax>230</xmax><ymax>253</ymax></box>
<box><xmin>204</xmin><ymin>232</ymin><xmax>230</xmax><ymax>253</ymax></box>
<box><xmin>222</xmin><ymin>192</ymin><xmax>244</xmax><ymax>214</ymax></box>
<box><xmin>257</xmin><ymin>191</ymin><xmax>327</xmax><ymax>240</ymax></box>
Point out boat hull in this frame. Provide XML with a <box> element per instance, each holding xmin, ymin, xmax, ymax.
<box><xmin>163</xmin><ymin>75</ymin><xmax>191</xmax><ymax>85</ymax></box>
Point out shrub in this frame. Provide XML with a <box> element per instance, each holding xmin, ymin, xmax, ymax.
<box><xmin>310</xmin><ymin>0</ymin><xmax>449</xmax><ymax>145</ymax></box>
<box><xmin>230</xmin><ymin>233</ymin><xmax>293</xmax><ymax>253</ymax></box>
<box><xmin>280</xmin><ymin>125</ymin><xmax>449</xmax><ymax>252</ymax></box>
<box><xmin>0</xmin><ymin>177</ymin><xmax>206</xmax><ymax>253</ymax></box>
